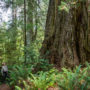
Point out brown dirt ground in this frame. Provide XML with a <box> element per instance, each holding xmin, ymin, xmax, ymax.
<box><xmin>0</xmin><ymin>84</ymin><xmax>11</xmax><ymax>90</ymax></box>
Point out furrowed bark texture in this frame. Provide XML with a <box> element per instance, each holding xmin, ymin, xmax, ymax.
<box><xmin>41</xmin><ymin>0</ymin><xmax>89</xmax><ymax>68</ymax></box>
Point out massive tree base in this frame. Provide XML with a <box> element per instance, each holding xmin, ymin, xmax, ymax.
<box><xmin>41</xmin><ymin>0</ymin><xmax>89</xmax><ymax>68</ymax></box>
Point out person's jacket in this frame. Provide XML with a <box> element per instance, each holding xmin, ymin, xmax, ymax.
<box><xmin>1</xmin><ymin>65</ymin><xmax>8</xmax><ymax>76</ymax></box>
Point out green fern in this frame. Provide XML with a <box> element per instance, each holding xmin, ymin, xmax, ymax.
<box><xmin>15</xmin><ymin>86</ymin><xmax>22</xmax><ymax>90</ymax></box>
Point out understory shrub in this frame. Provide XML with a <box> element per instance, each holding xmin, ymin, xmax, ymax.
<box><xmin>58</xmin><ymin>62</ymin><xmax>90</xmax><ymax>90</ymax></box>
<box><xmin>8</xmin><ymin>64</ymin><xmax>32</xmax><ymax>85</ymax></box>
<box><xmin>15</xmin><ymin>68</ymin><xmax>59</xmax><ymax>90</ymax></box>
<box><xmin>15</xmin><ymin>62</ymin><xmax>90</xmax><ymax>90</ymax></box>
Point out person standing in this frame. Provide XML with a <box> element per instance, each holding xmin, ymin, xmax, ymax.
<box><xmin>1</xmin><ymin>63</ymin><xmax>8</xmax><ymax>82</ymax></box>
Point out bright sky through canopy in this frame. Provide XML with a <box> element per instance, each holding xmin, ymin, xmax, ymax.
<box><xmin>0</xmin><ymin>1</ymin><xmax>11</xmax><ymax>24</ymax></box>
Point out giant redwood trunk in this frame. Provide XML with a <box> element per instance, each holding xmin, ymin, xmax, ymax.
<box><xmin>41</xmin><ymin>0</ymin><xmax>89</xmax><ymax>68</ymax></box>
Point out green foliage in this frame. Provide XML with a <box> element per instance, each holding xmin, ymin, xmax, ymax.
<box><xmin>0</xmin><ymin>0</ymin><xmax>46</xmax><ymax>65</ymax></box>
<box><xmin>7</xmin><ymin>62</ymin><xmax>90</xmax><ymax>90</ymax></box>
<box><xmin>33</xmin><ymin>59</ymin><xmax>53</xmax><ymax>72</ymax></box>
<box><xmin>58</xmin><ymin>0</ymin><xmax>86</xmax><ymax>13</ymax></box>
<box><xmin>26</xmin><ymin>42</ymin><xmax>40</xmax><ymax>63</ymax></box>
<box><xmin>58</xmin><ymin>63</ymin><xmax>90</xmax><ymax>90</ymax></box>
<box><xmin>8</xmin><ymin>64</ymin><xmax>32</xmax><ymax>85</ymax></box>
<box><xmin>30</xmin><ymin>70</ymin><xmax>57</xmax><ymax>89</ymax></box>
<box><xmin>15</xmin><ymin>68</ymin><xmax>59</xmax><ymax>90</ymax></box>
<box><xmin>59</xmin><ymin>1</ymin><xmax>70</xmax><ymax>13</ymax></box>
<box><xmin>15</xmin><ymin>86</ymin><xmax>22</xmax><ymax>90</ymax></box>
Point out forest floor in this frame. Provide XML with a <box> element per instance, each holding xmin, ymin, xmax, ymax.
<box><xmin>0</xmin><ymin>84</ymin><xmax>11</xmax><ymax>90</ymax></box>
<box><xmin>0</xmin><ymin>84</ymin><xmax>59</xmax><ymax>90</ymax></box>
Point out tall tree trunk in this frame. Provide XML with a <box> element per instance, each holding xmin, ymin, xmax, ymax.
<box><xmin>12</xmin><ymin>0</ymin><xmax>17</xmax><ymax>49</ymax></box>
<box><xmin>33</xmin><ymin>0</ymin><xmax>39</xmax><ymax>41</ymax></box>
<box><xmin>24</xmin><ymin>0</ymin><xmax>27</xmax><ymax>63</ymax></box>
<box><xmin>41</xmin><ymin>0</ymin><xmax>89</xmax><ymax>68</ymax></box>
<box><xmin>27</xmin><ymin>0</ymin><xmax>38</xmax><ymax>43</ymax></box>
<box><xmin>87</xmin><ymin>0</ymin><xmax>90</xmax><ymax>61</ymax></box>
<box><xmin>27</xmin><ymin>0</ymin><xmax>34</xmax><ymax>45</ymax></box>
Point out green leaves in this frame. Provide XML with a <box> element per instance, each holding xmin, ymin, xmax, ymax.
<box><xmin>58</xmin><ymin>63</ymin><xmax>90</xmax><ymax>90</ymax></box>
<box><xmin>7</xmin><ymin>63</ymin><xmax>90</xmax><ymax>90</ymax></box>
<box><xmin>15</xmin><ymin>86</ymin><xmax>22</xmax><ymax>90</ymax></box>
<box><xmin>30</xmin><ymin>70</ymin><xmax>57</xmax><ymax>89</ymax></box>
<box><xmin>58</xmin><ymin>1</ymin><xmax>70</xmax><ymax>13</ymax></box>
<box><xmin>59</xmin><ymin>0</ymin><xmax>85</xmax><ymax>13</ymax></box>
<box><xmin>17</xmin><ymin>68</ymin><xmax>59</xmax><ymax>90</ymax></box>
<box><xmin>8</xmin><ymin>64</ymin><xmax>32</xmax><ymax>85</ymax></box>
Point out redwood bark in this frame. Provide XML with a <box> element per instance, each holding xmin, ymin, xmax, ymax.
<box><xmin>41</xmin><ymin>0</ymin><xmax>89</xmax><ymax>68</ymax></box>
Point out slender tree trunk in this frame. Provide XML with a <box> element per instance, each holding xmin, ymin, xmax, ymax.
<box><xmin>27</xmin><ymin>0</ymin><xmax>34</xmax><ymax>45</ymax></box>
<box><xmin>12</xmin><ymin>0</ymin><xmax>17</xmax><ymax>49</ymax></box>
<box><xmin>41</xmin><ymin>0</ymin><xmax>89</xmax><ymax>68</ymax></box>
<box><xmin>27</xmin><ymin>0</ymin><xmax>38</xmax><ymax>42</ymax></box>
<box><xmin>24</xmin><ymin>0</ymin><xmax>27</xmax><ymax>63</ymax></box>
<box><xmin>33</xmin><ymin>0</ymin><xmax>39</xmax><ymax>41</ymax></box>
